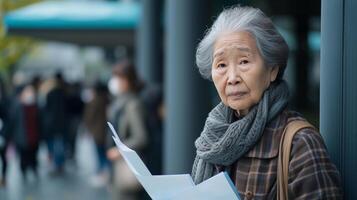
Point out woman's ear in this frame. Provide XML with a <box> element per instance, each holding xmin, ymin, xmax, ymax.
<box><xmin>270</xmin><ymin>66</ymin><xmax>280</xmax><ymax>82</ymax></box>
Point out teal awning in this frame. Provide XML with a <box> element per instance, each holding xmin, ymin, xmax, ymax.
<box><xmin>3</xmin><ymin>1</ymin><xmax>141</xmax><ymax>46</ymax></box>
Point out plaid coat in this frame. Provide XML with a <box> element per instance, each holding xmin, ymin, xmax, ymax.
<box><xmin>214</xmin><ymin>110</ymin><xmax>342</xmax><ymax>200</ymax></box>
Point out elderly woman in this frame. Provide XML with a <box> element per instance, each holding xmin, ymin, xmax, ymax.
<box><xmin>191</xmin><ymin>6</ymin><xmax>342</xmax><ymax>199</ymax></box>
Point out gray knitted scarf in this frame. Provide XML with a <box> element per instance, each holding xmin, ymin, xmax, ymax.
<box><xmin>191</xmin><ymin>80</ymin><xmax>290</xmax><ymax>184</ymax></box>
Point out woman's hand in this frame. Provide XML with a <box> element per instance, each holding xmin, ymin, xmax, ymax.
<box><xmin>106</xmin><ymin>147</ymin><xmax>121</xmax><ymax>161</ymax></box>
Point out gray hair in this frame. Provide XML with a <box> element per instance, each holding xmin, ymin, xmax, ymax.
<box><xmin>196</xmin><ymin>6</ymin><xmax>289</xmax><ymax>81</ymax></box>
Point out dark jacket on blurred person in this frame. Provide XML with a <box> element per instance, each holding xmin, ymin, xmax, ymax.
<box><xmin>84</xmin><ymin>85</ymin><xmax>109</xmax><ymax>146</ymax></box>
<box><xmin>42</xmin><ymin>78</ymin><xmax>68</xmax><ymax>138</ymax></box>
<box><xmin>0</xmin><ymin>96</ymin><xmax>10</xmax><ymax>146</ymax></box>
<box><xmin>139</xmin><ymin>84</ymin><xmax>163</xmax><ymax>175</ymax></box>
<box><xmin>11</xmin><ymin>100</ymin><xmax>41</xmax><ymax>149</ymax></box>
<box><xmin>0</xmin><ymin>91</ymin><xmax>10</xmax><ymax>185</ymax></box>
<box><xmin>65</xmin><ymin>83</ymin><xmax>84</xmax><ymax>158</ymax></box>
<box><xmin>10</xmin><ymin>86</ymin><xmax>41</xmax><ymax>149</ymax></box>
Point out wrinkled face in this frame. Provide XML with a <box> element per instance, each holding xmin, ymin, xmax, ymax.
<box><xmin>212</xmin><ymin>31</ymin><xmax>279</xmax><ymax>116</ymax></box>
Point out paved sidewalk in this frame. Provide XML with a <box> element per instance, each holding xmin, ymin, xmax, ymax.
<box><xmin>0</xmin><ymin>134</ymin><xmax>111</xmax><ymax>200</ymax></box>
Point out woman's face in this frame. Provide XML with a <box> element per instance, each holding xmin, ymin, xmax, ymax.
<box><xmin>117</xmin><ymin>76</ymin><xmax>130</xmax><ymax>93</ymax></box>
<box><xmin>211</xmin><ymin>31</ymin><xmax>279</xmax><ymax>115</ymax></box>
<box><xmin>108</xmin><ymin>75</ymin><xmax>130</xmax><ymax>96</ymax></box>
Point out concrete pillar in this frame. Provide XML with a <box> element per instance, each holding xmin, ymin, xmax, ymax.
<box><xmin>320</xmin><ymin>0</ymin><xmax>357</xmax><ymax>198</ymax></box>
<box><xmin>136</xmin><ymin>0</ymin><xmax>162</xmax><ymax>84</ymax></box>
<box><xmin>164</xmin><ymin>0</ymin><xmax>211</xmax><ymax>174</ymax></box>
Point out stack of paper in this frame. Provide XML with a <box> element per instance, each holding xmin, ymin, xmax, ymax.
<box><xmin>108</xmin><ymin>122</ymin><xmax>241</xmax><ymax>200</ymax></box>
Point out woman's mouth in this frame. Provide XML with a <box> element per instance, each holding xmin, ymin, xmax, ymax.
<box><xmin>227</xmin><ymin>91</ymin><xmax>247</xmax><ymax>100</ymax></box>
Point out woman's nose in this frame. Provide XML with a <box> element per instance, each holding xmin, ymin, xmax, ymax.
<box><xmin>227</xmin><ymin>66</ymin><xmax>241</xmax><ymax>85</ymax></box>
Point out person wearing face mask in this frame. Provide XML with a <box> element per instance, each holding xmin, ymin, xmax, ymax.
<box><xmin>106</xmin><ymin>59</ymin><xmax>149</xmax><ymax>200</ymax></box>
<box><xmin>10</xmin><ymin>80</ymin><xmax>41</xmax><ymax>181</ymax></box>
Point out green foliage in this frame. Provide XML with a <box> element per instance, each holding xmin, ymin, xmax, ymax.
<box><xmin>0</xmin><ymin>0</ymin><xmax>40</xmax><ymax>71</ymax></box>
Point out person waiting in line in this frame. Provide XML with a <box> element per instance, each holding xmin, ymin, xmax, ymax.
<box><xmin>0</xmin><ymin>77</ymin><xmax>10</xmax><ymax>186</ymax></box>
<box><xmin>191</xmin><ymin>6</ymin><xmax>342</xmax><ymax>199</ymax></box>
<box><xmin>139</xmin><ymin>85</ymin><xmax>163</xmax><ymax>175</ymax></box>
<box><xmin>11</xmin><ymin>82</ymin><xmax>41</xmax><ymax>181</ymax></box>
<box><xmin>42</xmin><ymin>73</ymin><xmax>68</xmax><ymax>175</ymax></box>
<box><xmin>64</xmin><ymin>82</ymin><xmax>84</xmax><ymax>161</ymax></box>
<box><xmin>106</xmin><ymin>59</ymin><xmax>149</xmax><ymax>200</ymax></box>
<box><xmin>83</xmin><ymin>81</ymin><xmax>110</xmax><ymax>187</ymax></box>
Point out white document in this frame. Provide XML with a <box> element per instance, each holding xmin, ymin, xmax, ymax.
<box><xmin>108</xmin><ymin>122</ymin><xmax>241</xmax><ymax>200</ymax></box>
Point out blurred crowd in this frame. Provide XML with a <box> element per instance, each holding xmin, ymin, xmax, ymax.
<box><xmin>0</xmin><ymin>59</ymin><xmax>163</xmax><ymax>200</ymax></box>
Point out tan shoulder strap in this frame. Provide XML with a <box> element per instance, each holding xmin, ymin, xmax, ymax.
<box><xmin>277</xmin><ymin>120</ymin><xmax>315</xmax><ymax>200</ymax></box>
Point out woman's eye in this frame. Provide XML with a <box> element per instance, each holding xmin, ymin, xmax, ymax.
<box><xmin>217</xmin><ymin>63</ymin><xmax>226</xmax><ymax>68</ymax></box>
<box><xmin>240</xmin><ymin>60</ymin><xmax>249</xmax><ymax>65</ymax></box>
